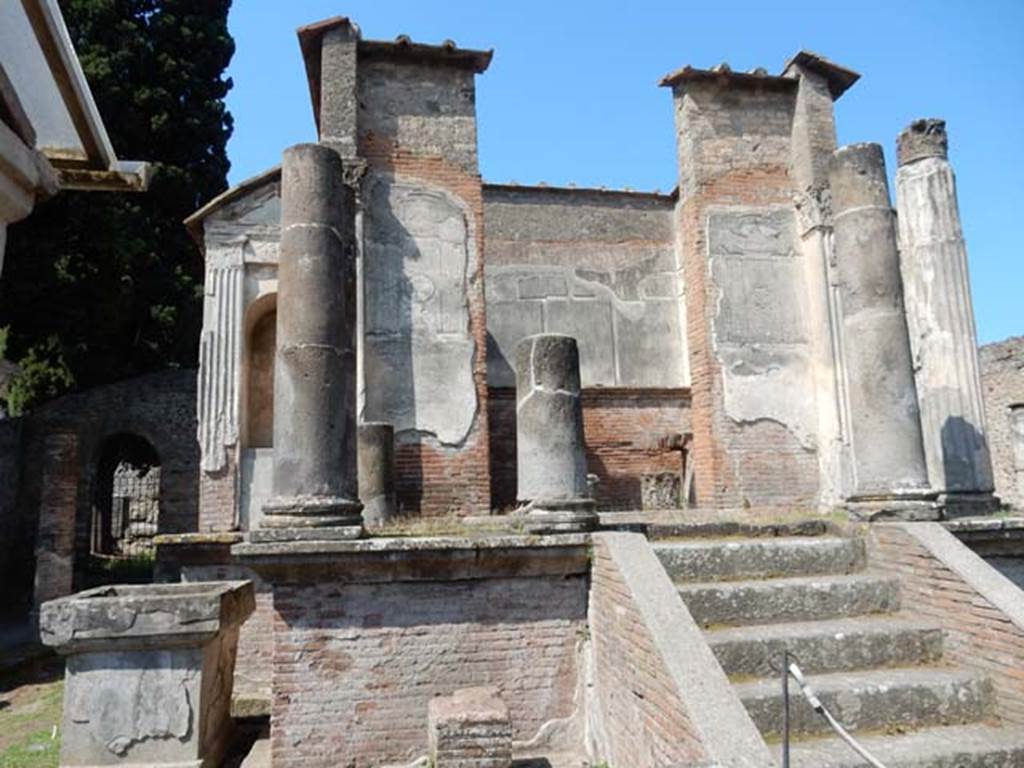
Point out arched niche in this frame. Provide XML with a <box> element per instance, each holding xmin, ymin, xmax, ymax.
<box><xmin>89</xmin><ymin>432</ymin><xmax>161</xmax><ymax>582</ymax></box>
<box><xmin>243</xmin><ymin>292</ymin><xmax>277</xmax><ymax>449</ymax></box>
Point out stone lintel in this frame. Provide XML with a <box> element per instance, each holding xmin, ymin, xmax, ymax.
<box><xmin>231</xmin><ymin>534</ymin><xmax>590</xmax><ymax>584</ymax></box>
<box><xmin>39</xmin><ymin>581</ymin><xmax>255</xmax><ymax>655</ymax></box>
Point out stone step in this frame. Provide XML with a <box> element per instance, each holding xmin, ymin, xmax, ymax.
<box><xmin>708</xmin><ymin>614</ymin><xmax>944</xmax><ymax>678</ymax></box>
<box><xmin>677</xmin><ymin>573</ymin><xmax>901</xmax><ymax>627</ymax></box>
<box><xmin>781</xmin><ymin>722</ymin><xmax>1024</xmax><ymax>767</ymax></box>
<box><xmin>655</xmin><ymin>536</ymin><xmax>864</xmax><ymax>582</ymax></box>
<box><xmin>735</xmin><ymin>666</ymin><xmax>995</xmax><ymax>739</ymax></box>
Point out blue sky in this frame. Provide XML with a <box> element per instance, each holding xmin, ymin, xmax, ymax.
<box><xmin>225</xmin><ymin>1</ymin><xmax>1022</xmax><ymax>343</ymax></box>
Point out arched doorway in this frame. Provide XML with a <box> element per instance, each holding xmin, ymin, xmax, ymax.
<box><xmin>88</xmin><ymin>433</ymin><xmax>160</xmax><ymax>584</ymax></box>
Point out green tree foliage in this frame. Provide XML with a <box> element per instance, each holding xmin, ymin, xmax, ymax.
<box><xmin>0</xmin><ymin>0</ymin><xmax>234</xmax><ymax>414</ymax></box>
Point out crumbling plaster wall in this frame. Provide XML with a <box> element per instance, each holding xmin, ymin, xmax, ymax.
<box><xmin>482</xmin><ymin>186</ymin><xmax>691</xmax><ymax>511</ymax></box>
<box><xmin>483</xmin><ymin>185</ymin><xmax>687</xmax><ymax>388</ymax></box>
<box><xmin>979</xmin><ymin>336</ymin><xmax>1024</xmax><ymax>509</ymax></box>
<box><xmin>357</xmin><ymin>56</ymin><xmax>492</xmax><ymax>515</ymax></box>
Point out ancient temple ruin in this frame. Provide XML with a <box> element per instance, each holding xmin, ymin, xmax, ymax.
<box><xmin>32</xmin><ymin>13</ymin><xmax>1024</xmax><ymax>768</ymax></box>
<box><xmin>185</xmin><ymin>22</ymin><xmax>996</xmax><ymax>528</ymax></box>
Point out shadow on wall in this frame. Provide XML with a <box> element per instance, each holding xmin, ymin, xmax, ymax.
<box><xmin>362</xmin><ymin>174</ymin><xmax>418</xmax><ymax>511</ymax></box>
<box><xmin>940</xmin><ymin>416</ymin><xmax>990</xmax><ymax>493</ymax></box>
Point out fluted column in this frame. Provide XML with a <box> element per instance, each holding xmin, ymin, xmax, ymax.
<box><xmin>896</xmin><ymin>119</ymin><xmax>996</xmax><ymax>514</ymax></box>
<box><xmin>514</xmin><ymin>334</ymin><xmax>597</xmax><ymax>534</ymax></box>
<box><xmin>260</xmin><ymin>143</ymin><xmax>363</xmax><ymax>537</ymax></box>
<box><xmin>830</xmin><ymin>143</ymin><xmax>935</xmax><ymax>517</ymax></box>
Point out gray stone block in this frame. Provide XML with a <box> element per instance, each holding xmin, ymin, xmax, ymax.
<box><xmin>707</xmin><ymin>614</ymin><xmax>943</xmax><ymax>677</ymax></box>
<box><xmin>677</xmin><ymin>572</ymin><xmax>900</xmax><ymax>626</ymax></box>
<box><xmin>736</xmin><ymin>666</ymin><xmax>994</xmax><ymax>738</ymax></box>
<box><xmin>40</xmin><ymin>581</ymin><xmax>254</xmax><ymax>767</ymax></box>
<box><xmin>654</xmin><ymin>536</ymin><xmax>864</xmax><ymax>582</ymax></box>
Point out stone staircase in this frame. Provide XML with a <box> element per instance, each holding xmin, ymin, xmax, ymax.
<box><xmin>654</xmin><ymin>530</ymin><xmax>1024</xmax><ymax>767</ymax></box>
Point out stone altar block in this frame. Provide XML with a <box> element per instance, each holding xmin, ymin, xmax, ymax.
<box><xmin>39</xmin><ymin>581</ymin><xmax>255</xmax><ymax>768</ymax></box>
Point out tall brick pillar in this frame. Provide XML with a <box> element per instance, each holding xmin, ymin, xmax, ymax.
<box><xmin>663</xmin><ymin>64</ymin><xmax>821</xmax><ymax>511</ymax></box>
<box><xmin>260</xmin><ymin>143</ymin><xmax>363</xmax><ymax>537</ymax></box>
<box><xmin>895</xmin><ymin>119</ymin><xmax>997</xmax><ymax>515</ymax></box>
<box><xmin>33</xmin><ymin>431</ymin><xmax>80</xmax><ymax>609</ymax></box>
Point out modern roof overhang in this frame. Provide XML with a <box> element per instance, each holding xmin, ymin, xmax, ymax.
<box><xmin>0</xmin><ymin>0</ymin><xmax>150</xmax><ymax>193</ymax></box>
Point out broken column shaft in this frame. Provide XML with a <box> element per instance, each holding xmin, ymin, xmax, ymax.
<box><xmin>514</xmin><ymin>334</ymin><xmax>597</xmax><ymax>533</ymax></box>
<box><xmin>261</xmin><ymin>143</ymin><xmax>363</xmax><ymax>535</ymax></box>
<box><xmin>358</xmin><ymin>422</ymin><xmax>397</xmax><ymax>528</ymax></box>
<box><xmin>896</xmin><ymin>119</ymin><xmax>996</xmax><ymax>512</ymax></box>
<box><xmin>829</xmin><ymin>143</ymin><xmax>933</xmax><ymax>513</ymax></box>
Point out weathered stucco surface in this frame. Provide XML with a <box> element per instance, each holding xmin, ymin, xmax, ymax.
<box><xmin>483</xmin><ymin>185</ymin><xmax>686</xmax><ymax>388</ymax></box>
<box><xmin>362</xmin><ymin>172</ymin><xmax>478</xmax><ymax>445</ymax></box>
<box><xmin>708</xmin><ymin>206</ymin><xmax>816</xmax><ymax>448</ymax></box>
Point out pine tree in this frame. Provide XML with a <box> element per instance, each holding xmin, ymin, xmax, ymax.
<box><xmin>0</xmin><ymin>0</ymin><xmax>234</xmax><ymax>414</ymax></box>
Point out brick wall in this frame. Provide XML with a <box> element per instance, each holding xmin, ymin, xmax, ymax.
<box><xmin>0</xmin><ymin>417</ymin><xmax>23</xmax><ymax>615</ymax></box>
<box><xmin>586</xmin><ymin>533</ymin><xmax>772</xmax><ymax>766</ymax></box>
<box><xmin>588</xmin><ymin>537</ymin><xmax>705</xmax><ymax>766</ymax></box>
<box><xmin>269</xmin><ymin>574</ymin><xmax>586</xmax><ymax>767</ymax></box>
<box><xmin>12</xmin><ymin>371</ymin><xmax>199</xmax><ymax>611</ymax></box>
<box><xmin>31</xmin><ymin>431</ymin><xmax>79</xmax><ymax>609</ymax></box>
<box><xmin>980</xmin><ymin>337</ymin><xmax>1024</xmax><ymax>509</ymax></box>
<box><xmin>489</xmin><ymin>387</ymin><xmax>691</xmax><ymax>511</ymax></box>
<box><xmin>870</xmin><ymin>523</ymin><xmax>1024</xmax><ymax>725</ymax></box>
<box><xmin>181</xmin><ymin>562</ymin><xmax>272</xmax><ymax>708</ymax></box>
<box><xmin>198</xmin><ymin>448</ymin><xmax>237</xmax><ymax>531</ymax></box>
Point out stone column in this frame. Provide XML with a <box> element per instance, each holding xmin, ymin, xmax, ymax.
<box><xmin>358</xmin><ymin>422</ymin><xmax>397</xmax><ymax>528</ymax></box>
<box><xmin>829</xmin><ymin>143</ymin><xmax>935</xmax><ymax>517</ymax></box>
<box><xmin>896</xmin><ymin>119</ymin><xmax>996</xmax><ymax>514</ymax></box>
<box><xmin>260</xmin><ymin>143</ymin><xmax>363</xmax><ymax>537</ymax></box>
<box><xmin>514</xmin><ymin>334</ymin><xmax>597</xmax><ymax>533</ymax></box>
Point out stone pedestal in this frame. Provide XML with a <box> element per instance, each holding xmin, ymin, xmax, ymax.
<box><xmin>428</xmin><ymin>687</ymin><xmax>513</xmax><ymax>768</ymax></box>
<box><xmin>39</xmin><ymin>581</ymin><xmax>255</xmax><ymax>768</ymax></box>
<box><xmin>829</xmin><ymin>143</ymin><xmax>937</xmax><ymax>518</ymax></box>
<box><xmin>261</xmin><ymin>142</ymin><xmax>363</xmax><ymax>537</ymax></box>
<box><xmin>896</xmin><ymin>119</ymin><xmax>997</xmax><ymax>515</ymax></box>
<box><xmin>358</xmin><ymin>421</ymin><xmax>397</xmax><ymax>528</ymax></box>
<box><xmin>514</xmin><ymin>334</ymin><xmax>597</xmax><ymax>533</ymax></box>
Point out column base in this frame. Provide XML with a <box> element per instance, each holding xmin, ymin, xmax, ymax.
<box><xmin>523</xmin><ymin>498</ymin><xmax>598</xmax><ymax>535</ymax></box>
<box><xmin>938</xmin><ymin>491</ymin><xmax>1002</xmax><ymax>519</ymax></box>
<box><xmin>260</xmin><ymin>495</ymin><xmax>364</xmax><ymax>538</ymax></box>
<box><xmin>844</xmin><ymin>491</ymin><xmax>941</xmax><ymax>522</ymax></box>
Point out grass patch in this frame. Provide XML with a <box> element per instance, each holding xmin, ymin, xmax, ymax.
<box><xmin>0</xmin><ymin>729</ymin><xmax>60</xmax><ymax>768</ymax></box>
<box><xmin>0</xmin><ymin>654</ymin><xmax>63</xmax><ymax>767</ymax></box>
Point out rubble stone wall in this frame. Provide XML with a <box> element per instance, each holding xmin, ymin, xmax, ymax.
<box><xmin>12</xmin><ymin>371</ymin><xmax>199</xmax><ymax>610</ymax></box>
<box><xmin>979</xmin><ymin>336</ymin><xmax>1024</xmax><ymax>509</ymax></box>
